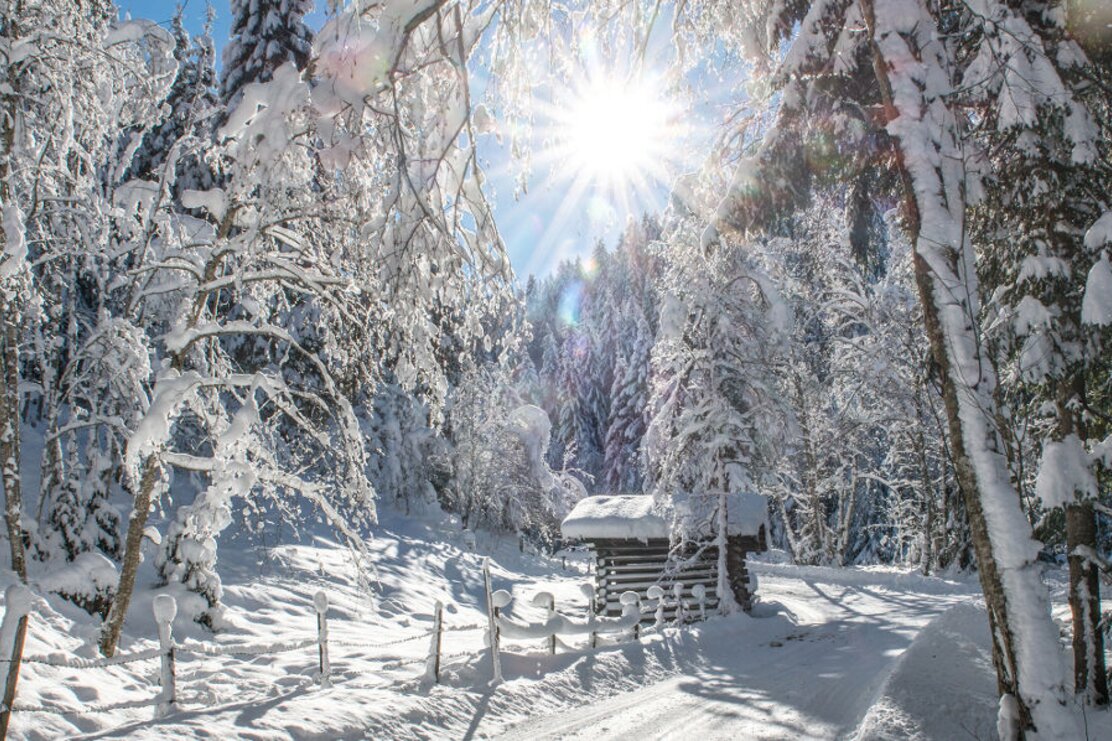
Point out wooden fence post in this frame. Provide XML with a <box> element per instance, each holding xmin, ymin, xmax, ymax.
<box><xmin>314</xmin><ymin>591</ymin><xmax>331</xmax><ymax>688</ymax></box>
<box><xmin>692</xmin><ymin>584</ymin><xmax>707</xmax><ymax>622</ymax></box>
<box><xmin>547</xmin><ymin>595</ymin><xmax>555</xmax><ymax>654</ymax></box>
<box><xmin>482</xmin><ymin>558</ymin><xmax>502</xmax><ymax>684</ymax></box>
<box><xmin>673</xmin><ymin>584</ymin><xmax>685</xmax><ymax>625</ymax></box>
<box><xmin>579</xmin><ymin>583</ymin><xmax>596</xmax><ymax>649</ymax></box>
<box><xmin>426</xmin><ymin>601</ymin><xmax>443</xmax><ymax>684</ymax></box>
<box><xmin>619</xmin><ymin>591</ymin><xmax>640</xmax><ymax>640</ymax></box>
<box><xmin>0</xmin><ymin>584</ymin><xmax>32</xmax><ymax>739</ymax></box>
<box><xmin>152</xmin><ymin>594</ymin><xmax>177</xmax><ymax>719</ymax></box>
<box><xmin>531</xmin><ymin>593</ymin><xmax>555</xmax><ymax>655</ymax></box>
<box><xmin>647</xmin><ymin>586</ymin><xmax>665</xmax><ymax>631</ymax></box>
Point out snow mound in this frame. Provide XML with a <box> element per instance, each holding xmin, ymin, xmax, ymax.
<box><xmin>1082</xmin><ymin>254</ymin><xmax>1112</xmax><ymax>326</ymax></box>
<box><xmin>851</xmin><ymin>603</ymin><xmax>998</xmax><ymax>741</ymax></box>
<box><xmin>37</xmin><ymin>552</ymin><xmax>120</xmax><ymax>597</ymax></box>
<box><xmin>1035</xmin><ymin>434</ymin><xmax>1098</xmax><ymax>507</ymax></box>
<box><xmin>37</xmin><ymin>552</ymin><xmax>120</xmax><ymax>616</ymax></box>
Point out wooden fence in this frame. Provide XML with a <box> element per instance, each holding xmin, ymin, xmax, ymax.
<box><xmin>0</xmin><ymin>557</ymin><xmax>711</xmax><ymax>735</ymax></box>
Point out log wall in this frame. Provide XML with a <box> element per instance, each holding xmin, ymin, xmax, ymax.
<box><xmin>589</xmin><ymin>530</ymin><xmax>764</xmax><ymax>619</ymax></box>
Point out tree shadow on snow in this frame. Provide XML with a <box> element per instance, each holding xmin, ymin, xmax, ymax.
<box><xmin>71</xmin><ymin>682</ymin><xmax>313</xmax><ymax>740</ymax></box>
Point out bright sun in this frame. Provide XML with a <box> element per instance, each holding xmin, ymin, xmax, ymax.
<box><xmin>560</xmin><ymin>77</ymin><xmax>676</xmax><ymax>189</ymax></box>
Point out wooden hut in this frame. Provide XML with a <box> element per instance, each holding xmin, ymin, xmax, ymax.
<box><xmin>561</xmin><ymin>494</ymin><xmax>767</xmax><ymax>619</ymax></box>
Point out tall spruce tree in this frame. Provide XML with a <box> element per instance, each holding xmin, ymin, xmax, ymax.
<box><xmin>220</xmin><ymin>0</ymin><xmax>313</xmax><ymax>107</ymax></box>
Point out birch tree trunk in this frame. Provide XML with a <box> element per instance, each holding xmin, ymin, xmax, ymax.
<box><xmin>0</xmin><ymin>15</ymin><xmax>27</xmax><ymax>585</ymax></box>
<box><xmin>0</xmin><ymin>292</ymin><xmax>26</xmax><ymax>583</ymax></box>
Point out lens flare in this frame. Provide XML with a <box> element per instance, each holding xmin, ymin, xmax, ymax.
<box><xmin>558</xmin><ymin>281</ymin><xmax>584</xmax><ymax>326</ymax></box>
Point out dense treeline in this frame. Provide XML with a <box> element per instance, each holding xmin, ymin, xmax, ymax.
<box><xmin>521</xmin><ymin>205</ymin><xmax>975</xmax><ymax>571</ymax></box>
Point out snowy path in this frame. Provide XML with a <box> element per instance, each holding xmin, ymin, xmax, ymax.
<box><xmin>490</xmin><ymin>565</ymin><xmax>988</xmax><ymax>740</ymax></box>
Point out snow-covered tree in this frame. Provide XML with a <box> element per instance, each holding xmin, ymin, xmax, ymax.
<box><xmin>220</xmin><ymin>0</ymin><xmax>313</xmax><ymax>108</ymax></box>
<box><xmin>365</xmin><ymin>382</ymin><xmax>448</xmax><ymax>516</ymax></box>
<box><xmin>127</xmin><ymin>8</ymin><xmax>218</xmax><ymax>195</ymax></box>
<box><xmin>3</xmin><ymin>1</ymin><xmax>177</xmax><ymax>575</ymax></box>
<box><xmin>967</xmin><ymin>5</ymin><xmax>1112</xmax><ymax>703</ymax></box>
<box><xmin>756</xmin><ymin>199</ymin><xmax>963</xmax><ymax>571</ymax></box>
<box><xmin>644</xmin><ymin>213</ymin><xmax>791</xmax><ymax>613</ymax></box>
<box><xmin>446</xmin><ymin>364</ymin><xmax>583</xmax><ymax>542</ymax></box>
<box><xmin>602</xmin><ymin>301</ymin><xmax>653</xmax><ymax>493</ymax></box>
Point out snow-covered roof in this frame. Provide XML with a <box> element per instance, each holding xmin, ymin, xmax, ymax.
<box><xmin>561</xmin><ymin>493</ymin><xmax>768</xmax><ymax>541</ymax></box>
<box><xmin>561</xmin><ymin>496</ymin><xmax>669</xmax><ymax>541</ymax></box>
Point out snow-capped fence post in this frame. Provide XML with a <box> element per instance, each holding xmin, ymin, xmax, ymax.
<box><xmin>647</xmin><ymin>586</ymin><xmax>665</xmax><ymax>631</ymax></box>
<box><xmin>673</xmin><ymin>584</ymin><xmax>685</xmax><ymax>625</ymax></box>
<box><xmin>531</xmin><ymin>592</ymin><xmax>556</xmax><ymax>654</ymax></box>
<box><xmin>692</xmin><ymin>584</ymin><xmax>707</xmax><ymax>622</ymax></box>
<box><xmin>152</xmin><ymin>594</ymin><xmax>177</xmax><ymax>718</ymax></box>
<box><xmin>619</xmin><ymin>591</ymin><xmax>641</xmax><ymax>640</ymax></box>
<box><xmin>426</xmin><ymin>601</ymin><xmax>444</xmax><ymax>683</ymax></box>
<box><xmin>482</xmin><ymin>558</ymin><xmax>502</xmax><ymax>684</ymax></box>
<box><xmin>0</xmin><ymin>585</ymin><xmax>33</xmax><ymax>737</ymax></box>
<box><xmin>313</xmin><ymin>591</ymin><xmax>331</xmax><ymax>688</ymax></box>
<box><xmin>579</xmin><ymin>584</ymin><xmax>597</xmax><ymax>648</ymax></box>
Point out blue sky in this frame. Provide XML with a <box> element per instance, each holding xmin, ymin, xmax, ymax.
<box><xmin>116</xmin><ymin>1</ymin><xmax>706</xmax><ymax>280</ymax></box>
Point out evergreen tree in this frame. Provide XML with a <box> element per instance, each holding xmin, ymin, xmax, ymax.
<box><xmin>970</xmin><ymin>3</ymin><xmax>1112</xmax><ymax>703</ymax></box>
<box><xmin>602</xmin><ymin>301</ymin><xmax>652</xmax><ymax>493</ymax></box>
<box><xmin>220</xmin><ymin>0</ymin><xmax>313</xmax><ymax>107</ymax></box>
<box><xmin>127</xmin><ymin>8</ymin><xmax>218</xmax><ymax>193</ymax></box>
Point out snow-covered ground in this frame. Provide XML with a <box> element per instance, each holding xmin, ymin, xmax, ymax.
<box><xmin>4</xmin><ymin>512</ymin><xmax>1108</xmax><ymax>740</ymax></box>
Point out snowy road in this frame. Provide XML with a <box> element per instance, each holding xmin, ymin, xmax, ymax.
<box><xmin>491</xmin><ymin>564</ymin><xmax>990</xmax><ymax>740</ymax></box>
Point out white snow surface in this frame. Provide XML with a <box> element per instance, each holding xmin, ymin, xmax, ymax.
<box><xmin>1082</xmin><ymin>254</ymin><xmax>1112</xmax><ymax>326</ymax></box>
<box><xmin>561</xmin><ymin>495</ymin><xmax>669</xmax><ymax>540</ymax></box>
<box><xmin>37</xmin><ymin>552</ymin><xmax>119</xmax><ymax>600</ymax></box>
<box><xmin>1</xmin><ymin>514</ymin><xmax>1106</xmax><ymax>740</ymax></box>
<box><xmin>562</xmin><ymin>492</ymin><xmax>767</xmax><ymax>541</ymax></box>
<box><xmin>180</xmin><ymin>188</ymin><xmax>228</xmax><ymax>222</ymax></box>
<box><xmin>1035</xmin><ymin>434</ymin><xmax>1098</xmax><ymax>508</ymax></box>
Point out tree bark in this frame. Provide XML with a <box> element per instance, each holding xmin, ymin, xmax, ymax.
<box><xmin>99</xmin><ymin>455</ymin><xmax>161</xmax><ymax>657</ymax></box>
<box><xmin>0</xmin><ymin>18</ymin><xmax>27</xmax><ymax>585</ymax></box>
<box><xmin>1057</xmin><ymin>378</ymin><xmax>1108</xmax><ymax>705</ymax></box>
<box><xmin>1065</xmin><ymin>501</ymin><xmax>1108</xmax><ymax>705</ymax></box>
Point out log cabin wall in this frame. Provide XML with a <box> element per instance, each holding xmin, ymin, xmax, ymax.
<box><xmin>590</xmin><ymin>529</ymin><xmax>764</xmax><ymax>619</ymax></box>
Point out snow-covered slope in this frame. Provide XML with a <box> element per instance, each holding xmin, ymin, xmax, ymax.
<box><xmin>4</xmin><ymin>515</ymin><xmax>1106</xmax><ymax>740</ymax></box>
